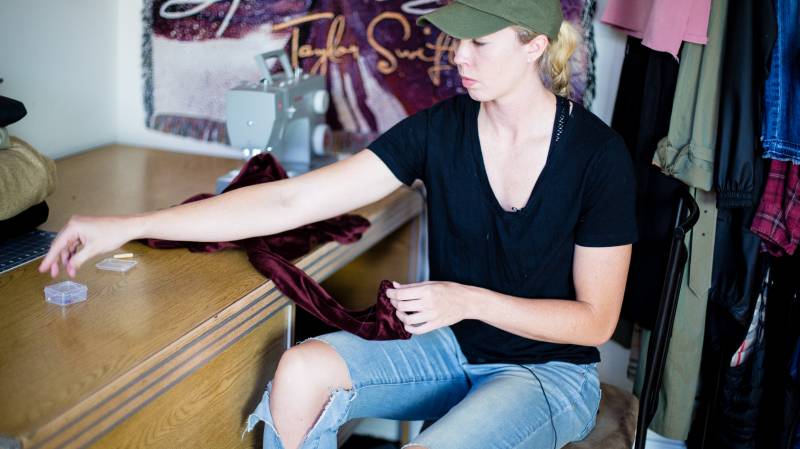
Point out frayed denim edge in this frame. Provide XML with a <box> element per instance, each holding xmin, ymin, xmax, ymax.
<box><xmin>242</xmin><ymin>337</ymin><xmax>358</xmax><ymax>449</ymax></box>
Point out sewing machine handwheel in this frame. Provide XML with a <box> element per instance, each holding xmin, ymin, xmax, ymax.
<box><xmin>312</xmin><ymin>90</ymin><xmax>330</xmax><ymax>114</ymax></box>
<box><xmin>312</xmin><ymin>124</ymin><xmax>332</xmax><ymax>156</ymax></box>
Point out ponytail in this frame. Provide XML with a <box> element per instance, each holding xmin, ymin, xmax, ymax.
<box><xmin>515</xmin><ymin>21</ymin><xmax>582</xmax><ymax>97</ymax></box>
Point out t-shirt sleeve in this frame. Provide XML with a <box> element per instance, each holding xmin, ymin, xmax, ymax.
<box><xmin>366</xmin><ymin>108</ymin><xmax>428</xmax><ymax>186</ymax></box>
<box><xmin>575</xmin><ymin>135</ymin><xmax>639</xmax><ymax>247</ymax></box>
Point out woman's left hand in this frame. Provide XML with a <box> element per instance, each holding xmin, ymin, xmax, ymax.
<box><xmin>386</xmin><ymin>281</ymin><xmax>477</xmax><ymax>334</ymax></box>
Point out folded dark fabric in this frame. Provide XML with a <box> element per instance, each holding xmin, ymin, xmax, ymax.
<box><xmin>144</xmin><ymin>153</ymin><xmax>411</xmax><ymax>340</ymax></box>
<box><xmin>0</xmin><ymin>201</ymin><xmax>49</xmax><ymax>240</ymax></box>
<box><xmin>0</xmin><ymin>96</ymin><xmax>27</xmax><ymax>127</ymax></box>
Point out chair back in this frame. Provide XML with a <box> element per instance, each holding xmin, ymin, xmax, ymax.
<box><xmin>634</xmin><ymin>188</ymin><xmax>700</xmax><ymax>449</ymax></box>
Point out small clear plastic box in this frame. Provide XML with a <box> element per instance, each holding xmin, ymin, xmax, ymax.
<box><xmin>96</xmin><ymin>258</ymin><xmax>137</xmax><ymax>272</ymax></box>
<box><xmin>45</xmin><ymin>281</ymin><xmax>88</xmax><ymax>306</ymax></box>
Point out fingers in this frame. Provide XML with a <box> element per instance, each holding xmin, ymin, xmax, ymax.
<box><xmin>38</xmin><ymin>216</ymin><xmax>125</xmax><ymax>279</ymax></box>
<box><xmin>391</xmin><ymin>298</ymin><xmax>425</xmax><ymax>312</ymax></box>
<box><xmin>387</xmin><ymin>281</ymin><xmax>453</xmax><ymax>335</ymax></box>
<box><xmin>405</xmin><ymin>322</ymin><xmax>436</xmax><ymax>335</ymax></box>
<box><xmin>391</xmin><ymin>280</ymin><xmax>431</xmax><ymax>289</ymax></box>
<box><xmin>40</xmin><ymin>231</ymin><xmax>80</xmax><ymax>277</ymax></box>
<box><xmin>396</xmin><ymin>309</ymin><xmax>434</xmax><ymax>326</ymax></box>
<box><xmin>60</xmin><ymin>247</ymin><xmax>68</xmax><ymax>267</ymax></box>
<box><xmin>65</xmin><ymin>242</ymin><xmax>97</xmax><ymax>278</ymax></box>
<box><xmin>396</xmin><ymin>309</ymin><xmax>437</xmax><ymax>334</ymax></box>
<box><xmin>39</xmin><ymin>223</ymin><xmax>89</xmax><ymax>278</ymax></box>
<box><xmin>386</xmin><ymin>285</ymin><xmax>426</xmax><ymax>301</ymax></box>
<box><xmin>39</xmin><ymin>232</ymin><xmax>71</xmax><ymax>274</ymax></box>
<box><xmin>58</xmin><ymin>240</ymin><xmax>79</xmax><ymax>269</ymax></box>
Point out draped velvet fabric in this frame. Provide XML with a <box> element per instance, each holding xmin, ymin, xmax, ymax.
<box><xmin>144</xmin><ymin>153</ymin><xmax>411</xmax><ymax>340</ymax></box>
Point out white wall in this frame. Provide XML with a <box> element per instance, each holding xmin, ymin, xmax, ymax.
<box><xmin>588</xmin><ymin>0</ymin><xmax>627</xmax><ymax>125</ymax></box>
<box><xmin>0</xmin><ymin>0</ymin><xmax>118</xmax><ymax>160</ymax></box>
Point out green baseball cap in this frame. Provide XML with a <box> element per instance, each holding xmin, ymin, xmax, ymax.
<box><xmin>417</xmin><ymin>0</ymin><xmax>564</xmax><ymax>41</ymax></box>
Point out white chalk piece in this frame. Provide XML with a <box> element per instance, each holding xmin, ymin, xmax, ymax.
<box><xmin>96</xmin><ymin>258</ymin><xmax>138</xmax><ymax>272</ymax></box>
<box><xmin>45</xmin><ymin>281</ymin><xmax>88</xmax><ymax>306</ymax></box>
<box><xmin>113</xmin><ymin>253</ymin><xmax>134</xmax><ymax>259</ymax></box>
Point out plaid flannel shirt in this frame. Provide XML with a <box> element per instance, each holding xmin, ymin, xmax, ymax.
<box><xmin>750</xmin><ymin>159</ymin><xmax>800</xmax><ymax>256</ymax></box>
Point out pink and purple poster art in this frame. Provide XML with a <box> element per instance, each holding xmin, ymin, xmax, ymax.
<box><xmin>142</xmin><ymin>0</ymin><xmax>597</xmax><ymax>145</ymax></box>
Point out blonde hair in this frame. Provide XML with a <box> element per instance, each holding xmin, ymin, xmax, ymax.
<box><xmin>514</xmin><ymin>21</ymin><xmax>582</xmax><ymax>97</ymax></box>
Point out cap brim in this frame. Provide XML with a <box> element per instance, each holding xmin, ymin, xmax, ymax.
<box><xmin>416</xmin><ymin>2</ymin><xmax>512</xmax><ymax>40</ymax></box>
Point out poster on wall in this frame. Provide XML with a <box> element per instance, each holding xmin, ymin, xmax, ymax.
<box><xmin>142</xmin><ymin>0</ymin><xmax>596</xmax><ymax>148</ymax></box>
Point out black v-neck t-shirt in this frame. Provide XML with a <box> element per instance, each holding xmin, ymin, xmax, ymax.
<box><xmin>368</xmin><ymin>94</ymin><xmax>637</xmax><ymax>364</ymax></box>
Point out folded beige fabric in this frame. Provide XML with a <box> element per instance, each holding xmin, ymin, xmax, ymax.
<box><xmin>0</xmin><ymin>137</ymin><xmax>57</xmax><ymax>220</ymax></box>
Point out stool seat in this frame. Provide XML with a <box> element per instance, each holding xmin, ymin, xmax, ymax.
<box><xmin>565</xmin><ymin>383</ymin><xmax>637</xmax><ymax>449</ymax></box>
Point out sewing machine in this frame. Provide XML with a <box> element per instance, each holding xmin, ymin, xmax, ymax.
<box><xmin>218</xmin><ymin>50</ymin><xmax>333</xmax><ymax>192</ymax></box>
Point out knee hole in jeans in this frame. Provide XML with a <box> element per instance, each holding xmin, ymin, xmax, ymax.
<box><xmin>274</xmin><ymin>339</ymin><xmax>353</xmax><ymax>391</ymax></box>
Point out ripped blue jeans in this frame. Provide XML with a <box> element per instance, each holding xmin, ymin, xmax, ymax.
<box><xmin>245</xmin><ymin>327</ymin><xmax>600</xmax><ymax>449</ymax></box>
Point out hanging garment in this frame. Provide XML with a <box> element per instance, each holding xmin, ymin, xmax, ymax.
<box><xmin>695</xmin><ymin>209</ymin><xmax>767</xmax><ymax>449</ymax></box>
<box><xmin>652</xmin><ymin>0</ymin><xmax>728</xmax><ymax>192</ymax></box>
<box><xmin>750</xmin><ymin>160</ymin><xmax>800</xmax><ymax>256</ymax></box>
<box><xmin>601</xmin><ymin>0</ymin><xmax>712</xmax><ymax>59</ymax></box>
<box><xmin>754</xmin><ymin>254</ymin><xmax>800</xmax><ymax>449</ymax></box>
<box><xmin>635</xmin><ymin>3</ymin><xmax>726</xmax><ymax>436</ymax></box>
<box><xmin>144</xmin><ymin>153</ymin><xmax>412</xmax><ymax>341</ymax></box>
<box><xmin>611</xmin><ymin>37</ymin><xmax>683</xmax><ymax>329</ymax></box>
<box><xmin>791</xmin><ymin>338</ymin><xmax>800</xmax><ymax>449</ymax></box>
<box><xmin>714</xmin><ymin>0</ymin><xmax>776</xmax><ymax>208</ymax></box>
<box><xmin>708</xmin><ymin>0</ymin><xmax>776</xmax><ymax>330</ymax></box>
<box><xmin>691</xmin><ymin>204</ymin><xmax>771</xmax><ymax>447</ymax></box>
<box><xmin>702</xmin><ymin>12</ymin><xmax>776</xmax><ymax>445</ymax></box>
<box><xmin>626</xmin><ymin>323</ymin><xmax>643</xmax><ymax>381</ymax></box>
<box><xmin>709</xmin><ymin>299</ymin><xmax>767</xmax><ymax>449</ymax></box>
<box><xmin>761</xmin><ymin>0</ymin><xmax>800</xmax><ymax>163</ymax></box>
<box><xmin>730</xmin><ymin>270</ymin><xmax>768</xmax><ymax>367</ymax></box>
<box><xmin>709</xmin><ymin>207</ymin><xmax>766</xmax><ymax>332</ymax></box>
<box><xmin>687</xmin><ymin>266</ymin><xmax>769</xmax><ymax>449</ymax></box>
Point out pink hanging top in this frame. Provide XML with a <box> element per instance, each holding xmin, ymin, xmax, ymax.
<box><xmin>601</xmin><ymin>0</ymin><xmax>713</xmax><ymax>59</ymax></box>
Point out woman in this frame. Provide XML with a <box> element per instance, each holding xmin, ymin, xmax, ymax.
<box><xmin>40</xmin><ymin>1</ymin><xmax>637</xmax><ymax>448</ymax></box>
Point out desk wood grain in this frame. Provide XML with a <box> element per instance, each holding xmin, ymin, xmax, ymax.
<box><xmin>0</xmin><ymin>145</ymin><xmax>423</xmax><ymax>449</ymax></box>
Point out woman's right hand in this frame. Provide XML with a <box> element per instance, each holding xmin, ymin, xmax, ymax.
<box><xmin>38</xmin><ymin>215</ymin><xmax>141</xmax><ymax>278</ymax></box>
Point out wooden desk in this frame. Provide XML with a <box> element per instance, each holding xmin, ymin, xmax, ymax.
<box><xmin>0</xmin><ymin>145</ymin><xmax>424</xmax><ymax>449</ymax></box>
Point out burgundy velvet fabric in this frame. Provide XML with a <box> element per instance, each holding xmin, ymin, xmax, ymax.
<box><xmin>144</xmin><ymin>153</ymin><xmax>411</xmax><ymax>340</ymax></box>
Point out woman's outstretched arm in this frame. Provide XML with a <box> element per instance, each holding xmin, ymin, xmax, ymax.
<box><xmin>39</xmin><ymin>149</ymin><xmax>402</xmax><ymax>277</ymax></box>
